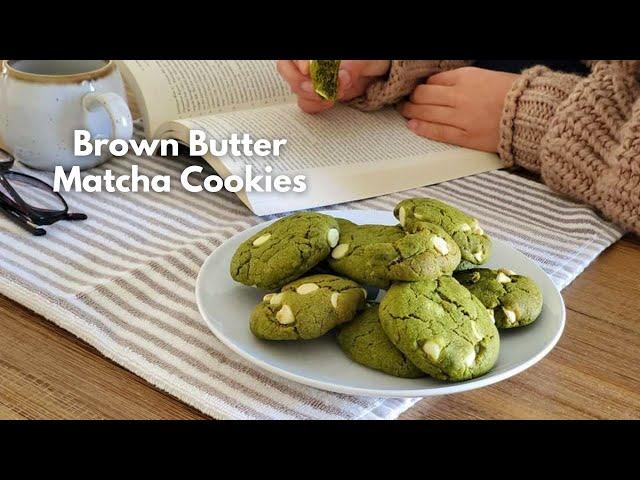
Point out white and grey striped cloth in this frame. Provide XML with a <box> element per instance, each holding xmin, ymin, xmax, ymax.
<box><xmin>0</xmin><ymin>145</ymin><xmax>623</xmax><ymax>419</ymax></box>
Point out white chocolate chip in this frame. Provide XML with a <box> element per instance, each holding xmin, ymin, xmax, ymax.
<box><xmin>331</xmin><ymin>243</ymin><xmax>349</xmax><ymax>259</ymax></box>
<box><xmin>502</xmin><ymin>307</ymin><xmax>517</xmax><ymax>325</ymax></box>
<box><xmin>432</xmin><ymin>236</ymin><xmax>450</xmax><ymax>255</ymax></box>
<box><xmin>487</xmin><ymin>308</ymin><xmax>495</xmax><ymax>324</ymax></box>
<box><xmin>269</xmin><ymin>293</ymin><xmax>283</xmax><ymax>306</ymax></box>
<box><xmin>499</xmin><ymin>268</ymin><xmax>516</xmax><ymax>276</ymax></box>
<box><xmin>422</xmin><ymin>340</ymin><xmax>441</xmax><ymax>361</ymax></box>
<box><xmin>464</xmin><ymin>348</ymin><xmax>476</xmax><ymax>367</ymax></box>
<box><xmin>296</xmin><ymin>283</ymin><xmax>319</xmax><ymax>295</ymax></box>
<box><xmin>474</xmin><ymin>251</ymin><xmax>484</xmax><ymax>262</ymax></box>
<box><xmin>262</xmin><ymin>293</ymin><xmax>275</xmax><ymax>302</ymax></box>
<box><xmin>252</xmin><ymin>233</ymin><xmax>271</xmax><ymax>247</ymax></box>
<box><xmin>413</xmin><ymin>212</ymin><xmax>424</xmax><ymax>220</ymax></box>
<box><xmin>330</xmin><ymin>292</ymin><xmax>340</xmax><ymax>309</ymax></box>
<box><xmin>398</xmin><ymin>206</ymin><xmax>407</xmax><ymax>226</ymax></box>
<box><xmin>276</xmin><ymin>305</ymin><xmax>295</xmax><ymax>324</ymax></box>
<box><xmin>459</xmin><ymin>223</ymin><xmax>471</xmax><ymax>232</ymax></box>
<box><xmin>327</xmin><ymin>228</ymin><xmax>339</xmax><ymax>248</ymax></box>
<box><xmin>496</xmin><ymin>272</ymin><xmax>511</xmax><ymax>284</ymax></box>
<box><xmin>470</xmin><ymin>321</ymin><xmax>483</xmax><ymax>341</ymax></box>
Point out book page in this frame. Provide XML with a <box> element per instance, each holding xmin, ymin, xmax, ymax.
<box><xmin>179</xmin><ymin>103</ymin><xmax>463</xmax><ymax>174</ymax></box>
<box><xmin>160</xmin><ymin>103</ymin><xmax>504</xmax><ymax>215</ymax></box>
<box><xmin>118</xmin><ymin>60</ymin><xmax>294</xmax><ymax>137</ymax></box>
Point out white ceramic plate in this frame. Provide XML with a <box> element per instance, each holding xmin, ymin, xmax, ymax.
<box><xmin>196</xmin><ymin>210</ymin><xmax>565</xmax><ymax>397</ymax></box>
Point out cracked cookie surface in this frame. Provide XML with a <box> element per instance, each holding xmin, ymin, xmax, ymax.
<box><xmin>327</xmin><ymin>222</ymin><xmax>461</xmax><ymax>289</ymax></box>
<box><xmin>455</xmin><ymin>268</ymin><xmax>543</xmax><ymax>328</ymax></box>
<box><xmin>394</xmin><ymin>198</ymin><xmax>491</xmax><ymax>265</ymax></box>
<box><xmin>250</xmin><ymin>274</ymin><xmax>366</xmax><ymax>340</ymax></box>
<box><xmin>230</xmin><ymin>212</ymin><xmax>339</xmax><ymax>290</ymax></box>
<box><xmin>379</xmin><ymin>276</ymin><xmax>499</xmax><ymax>381</ymax></box>
<box><xmin>337</xmin><ymin>303</ymin><xmax>425</xmax><ymax>378</ymax></box>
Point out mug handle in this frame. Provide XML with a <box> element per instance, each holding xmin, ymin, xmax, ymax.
<box><xmin>82</xmin><ymin>92</ymin><xmax>133</xmax><ymax>141</ymax></box>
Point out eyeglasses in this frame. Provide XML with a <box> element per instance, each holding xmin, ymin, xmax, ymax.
<box><xmin>0</xmin><ymin>147</ymin><xmax>87</xmax><ymax>236</ymax></box>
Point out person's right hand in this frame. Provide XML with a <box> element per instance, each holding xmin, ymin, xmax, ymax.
<box><xmin>276</xmin><ymin>60</ymin><xmax>390</xmax><ymax>114</ymax></box>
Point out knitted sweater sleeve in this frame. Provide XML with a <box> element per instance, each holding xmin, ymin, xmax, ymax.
<box><xmin>349</xmin><ymin>60</ymin><xmax>472</xmax><ymax>111</ymax></box>
<box><xmin>498</xmin><ymin>61</ymin><xmax>640</xmax><ymax>235</ymax></box>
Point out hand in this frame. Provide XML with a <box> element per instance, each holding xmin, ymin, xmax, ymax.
<box><xmin>276</xmin><ymin>60</ymin><xmax>390</xmax><ymax>114</ymax></box>
<box><xmin>399</xmin><ymin>67</ymin><xmax>519</xmax><ymax>152</ymax></box>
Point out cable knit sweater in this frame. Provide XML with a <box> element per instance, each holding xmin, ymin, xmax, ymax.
<box><xmin>351</xmin><ymin>60</ymin><xmax>640</xmax><ymax>236</ymax></box>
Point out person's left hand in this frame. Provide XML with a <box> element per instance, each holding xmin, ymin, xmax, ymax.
<box><xmin>399</xmin><ymin>67</ymin><xmax>519</xmax><ymax>152</ymax></box>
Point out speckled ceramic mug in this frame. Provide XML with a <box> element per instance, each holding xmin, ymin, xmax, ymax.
<box><xmin>0</xmin><ymin>60</ymin><xmax>132</xmax><ymax>171</ymax></box>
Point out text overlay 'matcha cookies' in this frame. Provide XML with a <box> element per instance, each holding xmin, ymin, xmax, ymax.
<box><xmin>53</xmin><ymin>129</ymin><xmax>306</xmax><ymax>194</ymax></box>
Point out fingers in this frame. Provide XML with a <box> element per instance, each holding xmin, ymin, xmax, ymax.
<box><xmin>277</xmin><ymin>60</ymin><xmax>306</xmax><ymax>85</ymax></box>
<box><xmin>276</xmin><ymin>60</ymin><xmax>324</xmax><ymax>101</ymax></box>
<box><xmin>338</xmin><ymin>60</ymin><xmax>390</xmax><ymax>100</ymax></box>
<box><xmin>341</xmin><ymin>71</ymin><xmax>372</xmax><ymax>101</ymax></box>
<box><xmin>399</xmin><ymin>102</ymin><xmax>458</xmax><ymax>126</ymax></box>
<box><xmin>294</xmin><ymin>60</ymin><xmax>310</xmax><ymax>75</ymax></box>
<box><xmin>427</xmin><ymin>69</ymin><xmax>459</xmax><ymax>86</ymax></box>
<box><xmin>297</xmin><ymin>97</ymin><xmax>334</xmax><ymax>114</ymax></box>
<box><xmin>410</xmin><ymin>84</ymin><xmax>458</xmax><ymax>106</ymax></box>
<box><xmin>279</xmin><ymin>60</ymin><xmax>384</xmax><ymax>113</ymax></box>
<box><xmin>407</xmin><ymin>119</ymin><xmax>468</xmax><ymax>145</ymax></box>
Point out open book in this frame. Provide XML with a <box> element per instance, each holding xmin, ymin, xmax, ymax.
<box><xmin>118</xmin><ymin>60</ymin><xmax>503</xmax><ymax>216</ymax></box>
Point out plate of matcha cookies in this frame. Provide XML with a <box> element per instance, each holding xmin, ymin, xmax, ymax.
<box><xmin>196</xmin><ymin>199</ymin><xmax>565</xmax><ymax>397</ymax></box>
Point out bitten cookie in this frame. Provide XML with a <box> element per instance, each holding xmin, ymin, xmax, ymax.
<box><xmin>328</xmin><ymin>221</ymin><xmax>461</xmax><ymax>289</ymax></box>
<box><xmin>250</xmin><ymin>274</ymin><xmax>366</xmax><ymax>340</ymax></box>
<box><xmin>455</xmin><ymin>268</ymin><xmax>543</xmax><ymax>329</ymax></box>
<box><xmin>309</xmin><ymin>60</ymin><xmax>341</xmax><ymax>100</ymax></box>
<box><xmin>337</xmin><ymin>304</ymin><xmax>425</xmax><ymax>378</ymax></box>
<box><xmin>379</xmin><ymin>276</ymin><xmax>500</xmax><ymax>382</ymax></box>
<box><xmin>394</xmin><ymin>198</ymin><xmax>491</xmax><ymax>265</ymax></box>
<box><xmin>230</xmin><ymin>212</ymin><xmax>340</xmax><ymax>290</ymax></box>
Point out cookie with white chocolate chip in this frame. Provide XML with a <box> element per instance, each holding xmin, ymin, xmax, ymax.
<box><xmin>230</xmin><ymin>212</ymin><xmax>340</xmax><ymax>290</ymax></box>
<box><xmin>337</xmin><ymin>303</ymin><xmax>425</xmax><ymax>378</ymax></box>
<box><xmin>394</xmin><ymin>198</ymin><xmax>491</xmax><ymax>266</ymax></box>
<box><xmin>379</xmin><ymin>276</ymin><xmax>500</xmax><ymax>381</ymax></box>
<box><xmin>455</xmin><ymin>268</ymin><xmax>543</xmax><ymax>329</ymax></box>
<box><xmin>250</xmin><ymin>274</ymin><xmax>366</xmax><ymax>340</ymax></box>
<box><xmin>327</xmin><ymin>222</ymin><xmax>461</xmax><ymax>289</ymax></box>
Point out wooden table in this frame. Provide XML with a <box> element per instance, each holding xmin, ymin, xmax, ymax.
<box><xmin>1</xmin><ymin>235</ymin><xmax>639</xmax><ymax>420</ymax></box>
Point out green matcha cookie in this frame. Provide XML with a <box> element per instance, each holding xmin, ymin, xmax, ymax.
<box><xmin>309</xmin><ymin>60</ymin><xmax>341</xmax><ymax>100</ymax></box>
<box><xmin>394</xmin><ymin>198</ymin><xmax>492</xmax><ymax>265</ymax></box>
<box><xmin>338</xmin><ymin>304</ymin><xmax>425</xmax><ymax>378</ymax></box>
<box><xmin>230</xmin><ymin>212</ymin><xmax>340</xmax><ymax>290</ymax></box>
<box><xmin>328</xmin><ymin>222</ymin><xmax>461</xmax><ymax>289</ymax></box>
<box><xmin>455</xmin><ymin>268</ymin><xmax>543</xmax><ymax>329</ymax></box>
<box><xmin>379</xmin><ymin>276</ymin><xmax>500</xmax><ymax>381</ymax></box>
<box><xmin>250</xmin><ymin>274</ymin><xmax>366</xmax><ymax>340</ymax></box>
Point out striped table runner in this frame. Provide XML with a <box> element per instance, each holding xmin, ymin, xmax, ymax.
<box><xmin>0</xmin><ymin>147</ymin><xmax>623</xmax><ymax>419</ymax></box>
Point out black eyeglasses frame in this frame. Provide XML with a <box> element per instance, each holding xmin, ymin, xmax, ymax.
<box><xmin>0</xmin><ymin>147</ymin><xmax>87</xmax><ymax>235</ymax></box>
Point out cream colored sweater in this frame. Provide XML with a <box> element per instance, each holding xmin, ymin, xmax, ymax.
<box><xmin>351</xmin><ymin>60</ymin><xmax>640</xmax><ymax>236</ymax></box>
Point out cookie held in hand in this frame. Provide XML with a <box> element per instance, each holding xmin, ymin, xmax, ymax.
<box><xmin>338</xmin><ymin>303</ymin><xmax>425</xmax><ymax>378</ymax></box>
<box><xmin>250</xmin><ymin>274</ymin><xmax>366</xmax><ymax>340</ymax></box>
<box><xmin>309</xmin><ymin>60</ymin><xmax>341</xmax><ymax>101</ymax></box>
<box><xmin>230</xmin><ymin>212</ymin><xmax>340</xmax><ymax>290</ymax></box>
<box><xmin>455</xmin><ymin>268</ymin><xmax>543</xmax><ymax>328</ymax></box>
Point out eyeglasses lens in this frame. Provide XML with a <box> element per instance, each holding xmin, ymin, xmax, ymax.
<box><xmin>2</xmin><ymin>173</ymin><xmax>66</xmax><ymax>212</ymax></box>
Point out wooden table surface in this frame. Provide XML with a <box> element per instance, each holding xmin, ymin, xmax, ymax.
<box><xmin>1</xmin><ymin>235</ymin><xmax>638</xmax><ymax>420</ymax></box>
